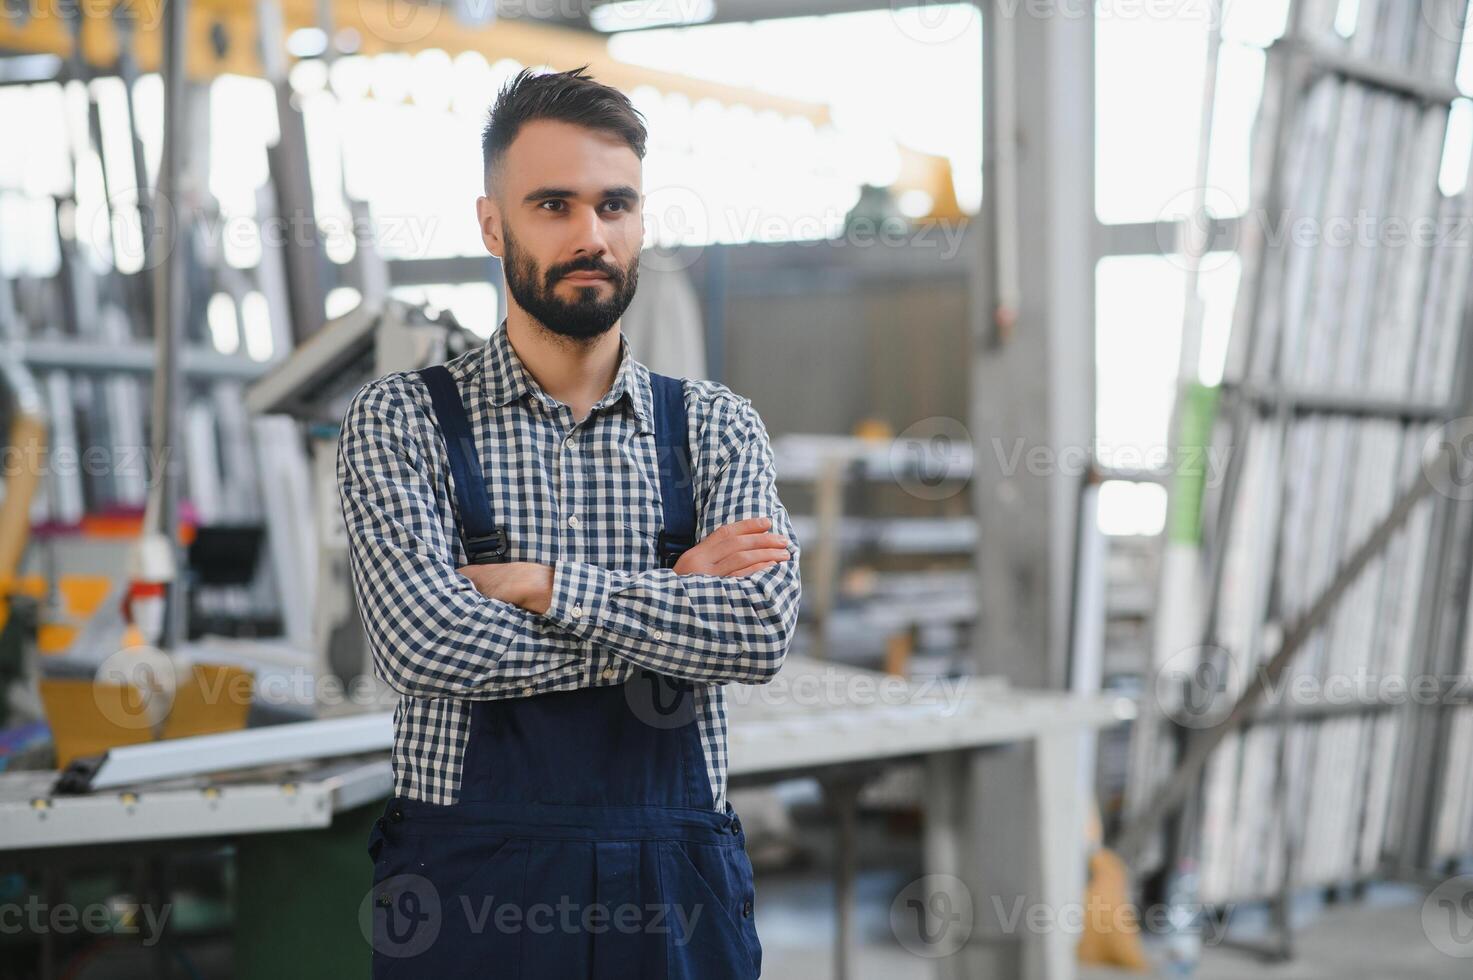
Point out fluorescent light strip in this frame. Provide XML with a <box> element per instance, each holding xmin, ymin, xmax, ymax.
<box><xmin>590</xmin><ymin>0</ymin><xmax>716</xmax><ymax>33</ymax></box>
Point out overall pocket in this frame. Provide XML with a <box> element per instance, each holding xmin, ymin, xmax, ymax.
<box><xmin>368</xmin><ymin>820</ymin><xmax>526</xmax><ymax>979</ymax></box>
<box><xmin>725</xmin><ymin>843</ymin><xmax>763</xmax><ymax>976</ymax></box>
<box><xmin>659</xmin><ymin>840</ymin><xmax>760</xmax><ymax>979</ymax></box>
<box><xmin>432</xmin><ymin>831</ymin><xmax>526</xmax><ymax>972</ymax></box>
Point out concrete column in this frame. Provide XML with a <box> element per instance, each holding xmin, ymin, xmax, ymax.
<box><xmin>964</xmin><ymin>2</ymin><xmax>1096</xmax><ymax>976</ymax></box>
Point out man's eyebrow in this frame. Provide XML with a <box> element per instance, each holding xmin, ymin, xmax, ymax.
<box><xmin>523</xmin><ymin>186</ymin><xmax>640</xmax><ymax>205</ymax></box>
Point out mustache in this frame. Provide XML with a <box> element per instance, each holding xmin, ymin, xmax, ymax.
<box><xmin>550</xmin><ymin>259</ymin><xmax>621</xmax><ymax>282</ymax></box>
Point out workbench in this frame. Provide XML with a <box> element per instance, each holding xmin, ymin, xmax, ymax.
<box><xmin>0</xmin><ymin>658</ymin><xmax>1133</xmax><ymax>980</ymax></box>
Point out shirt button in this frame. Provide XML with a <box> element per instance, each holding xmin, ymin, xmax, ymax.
<box><xmin>567</xmin><ymin>514</ymin><xmax>580</xmax><ymax>528</ymax></box>
<box><xmin>565</xmin><ymin>435</ymin><xmax>577</xmax><ymax>450</ymax></box>
<box><xmin>741</xmin><ymin>899</ymin><xmax>753</xmax><ymax>918</ymax></box>
<box><xmin>571</xmin><ymin>605</ymin><xmax>584</xmax><ymax>619</ymax></box>
<box><xmin>521</xmin><ymin>686</ymin><xmax>534</xmax><ymax>697</ymax></box>
<box><xmin>601</xmin><ymin>667</ymin><xmax>616</xmax><ymax>680</ymax></box>
<box><xmin>652</xmin><ymin>629</ymin><xmax>663</xmax><ymax>641</ymax></box>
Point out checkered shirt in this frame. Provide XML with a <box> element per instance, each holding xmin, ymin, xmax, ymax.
<box><xmin>336</xmin><ymin>319</ymin><xmax>802</xmax><ymax>810</ymax></box>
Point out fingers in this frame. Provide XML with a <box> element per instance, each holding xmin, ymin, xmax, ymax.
<box><xmin>732</xmin><ymin>532</ymin><xmax>790</xmax><ymax>549</ymax></box>
<box><xmin>728</xmin><ymin>560</ymin><xmax>779</xmax><ymax>577</ymax></box>
<box><xmin>676</xmin><ymin>518</ymin><xmax>792</xmax><ymax>577</ymax></box>
<box><xmin>714</xmin><ymin>548</ymin><xmax>791</xmax><ymax>576</ymax></box>
<box><xmin>713</xmin><ymin>516</ymin><xmax>774</xmax><ymax>539</ymax></box>
<box><xmin>710</xmin><ymin>531</ymin><xmax>789</xmax><ymax>556</ymax></box>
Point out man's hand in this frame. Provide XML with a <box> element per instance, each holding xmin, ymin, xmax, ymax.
<box><xmin>673</xmin><ymin>517</ymin><xmax>791</xmax><ymax>577</ymax></box>
<box><xmin>456</xmin><ymin>517</ymin><xmax>791</xmax><ymax>612</ymax></box>
<box><xmin>457</xmin><ymin>561</ymin><xmax>555</xmax><ymax>615</ymax></box>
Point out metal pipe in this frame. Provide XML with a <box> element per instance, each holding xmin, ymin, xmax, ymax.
<box><xmin>143</xmin><ymin>0</ymin><xmax>190</xmax><ymax>650</ymax></box>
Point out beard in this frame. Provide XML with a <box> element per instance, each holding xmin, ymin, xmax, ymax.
<box><xmin>501</xmin><ymin>224</ymin><xmax>639</xmax><ymax>342</ymax></box>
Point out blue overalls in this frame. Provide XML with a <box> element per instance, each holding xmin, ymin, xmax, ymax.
<box><xmin>365</xmin><ymin>365</ymin><xmax>762</xmax><ymax>979</ymax></box>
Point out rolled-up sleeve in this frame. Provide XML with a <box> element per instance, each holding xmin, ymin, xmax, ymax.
<box><xmin>336</xmin><ymin>378</ymin><xmax>584</xmax><ymax>699</ymax></box>
<box><xmin>541</xmin><ymin>395</ymin><xmax>801</xmax><ymax>685</ymax></box>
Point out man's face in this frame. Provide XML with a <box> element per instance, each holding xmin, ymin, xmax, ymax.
<box><xmin>477</xmin><ymin>119</ymin><xmax>643</xmax><ymax>342</ymax></box>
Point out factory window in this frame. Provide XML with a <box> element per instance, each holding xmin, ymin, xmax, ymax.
<box><xmin>607</xmin><ymin>7</ymin><xmax>982</xmax><ymax>237</ymax></box>
<box><xmin>1095</xmin><ymin>0</ymin><xmax>1287</xmax><ymax>225</ymax></box>
<box><xmin>1094</xmin><ymin>251</ymin><xmax>1240</xmax><ymax>536</ymax></box>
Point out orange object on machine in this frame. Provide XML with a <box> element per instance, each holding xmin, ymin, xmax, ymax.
<box><xmin>39</xmin><ymin>661</ymin><xmax>255</xmax><ymax>770</ymax></box>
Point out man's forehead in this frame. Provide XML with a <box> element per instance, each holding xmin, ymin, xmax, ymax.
<box><xmin>503</xmin><ymin>119</ymin><xmax>641</xmax><ymax>193</ymax></box>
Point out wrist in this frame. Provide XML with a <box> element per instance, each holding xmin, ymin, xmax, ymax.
<box><xmin>544</xmin><ymin>561</ymin><xmax>624</xmax><ymax>637</ymax></box>
<box><xmin>522</xmin><ymin>564</ymin><xmax>554</xmax><ymax>614</ymax></box>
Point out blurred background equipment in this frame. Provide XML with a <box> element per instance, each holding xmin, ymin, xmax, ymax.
<box><xmin>1119</xmin><ymin>1</ymin><xmax>1473</xmax><ymax>969</ymax></box>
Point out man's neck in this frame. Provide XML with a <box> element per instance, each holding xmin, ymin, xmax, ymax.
<box><xmin>504</xmin><ymin>312</ymin><xmax>622</xmax><ymax>423</ymax></box>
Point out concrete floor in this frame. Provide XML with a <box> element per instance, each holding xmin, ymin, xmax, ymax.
<box><xmin>19</xmin><ymin>808</ymin><xmax>1467</xmax><ymax>979</ymax></box>
<box><xmin>28</xmin><ymin>870</ymin><xmax>1467</xmax><ymax>978</ymax></box>
<box><xmin>756</xmin><ymin>871</ymin><xmax>1468</xmax><ymax>980</ymax></box>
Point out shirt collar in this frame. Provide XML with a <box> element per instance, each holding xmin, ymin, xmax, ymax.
<box><xmin>481</xmin><ymin>317</ymin><xmax>654</xmax><ymax>435</ymax></box>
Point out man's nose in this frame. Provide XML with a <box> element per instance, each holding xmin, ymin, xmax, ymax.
<box><xmin>568</xmin><ymin>205</ymin><xmax>612</xmax><ymax>259</ymax></box>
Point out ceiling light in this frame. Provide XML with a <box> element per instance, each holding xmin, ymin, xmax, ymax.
<box><xmin>590</xmin><ymin>0</ymin><xmax>716</xmax><ymax>33</ymax></box>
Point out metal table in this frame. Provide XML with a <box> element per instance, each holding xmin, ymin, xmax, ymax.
<box><xmin>0</xmin><ymin>658</ymin><xmax>1133</xmax><ymax>980</ymax></box>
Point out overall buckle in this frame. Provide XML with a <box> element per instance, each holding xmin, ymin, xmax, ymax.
<box><xmin>465</xmin><ymin>527</ymin><xmax>510</xmax><ymax>564</ymax></box>
<box><xmin>655</xmin><ymin>529</ymin><xmax>693</xmax><ymax>569</ymax></box>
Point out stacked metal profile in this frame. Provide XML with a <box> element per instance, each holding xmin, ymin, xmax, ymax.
<box><xmin>0</xmin><ymin>75</ymin><xmax>278</xmax><ymax>531</ymax></box>
<box><xmin>1428</xmin><ymin>369</ymin><xmax>1473</xmax><ymax>862</ymax></box>
<box><xmin>1433</xmin><ymin>581</ymin><xmax>1473</xmax><ymax>859</ymax></box>
<box><xmin>1133</xmin><ymin>0</ymin><xmax>1473</xmax><ymax>908</ymax></box>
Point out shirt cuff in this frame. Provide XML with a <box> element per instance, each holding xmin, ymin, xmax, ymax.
<box><xmin>544</xmin><ymin>560</ymin><xmax>624</xmax><ymax>638</ymax></box>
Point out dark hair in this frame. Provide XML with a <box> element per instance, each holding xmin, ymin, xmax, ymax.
<box><xmin>481</xmin><ymin>65</ymin><xmax>647</xmax><ymax>196</ymax></box>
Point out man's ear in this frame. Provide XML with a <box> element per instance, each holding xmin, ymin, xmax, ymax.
<box><xmin>476</xmin><ymin>195</ymin><xmax>502</xmax><ymax>258</ymax></box>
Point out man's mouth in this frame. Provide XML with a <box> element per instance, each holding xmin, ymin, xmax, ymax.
<box><xmin>563</xmin><ymin>271</ymin><xmax>611</xmax><ymax>282</ymax></box>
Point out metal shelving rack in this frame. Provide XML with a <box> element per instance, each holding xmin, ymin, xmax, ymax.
<box><xmin>1118</xmin><ymin>0</ymin><xmax>1473</xmax><ymax>960</ymax></box>
<box><xmin>770</xmin><ymin>434</ymin><xmax>975</xmax><ymax>668</ymax></box>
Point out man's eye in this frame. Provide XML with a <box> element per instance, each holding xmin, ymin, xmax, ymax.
<box><xmin>603</xmin><ymin>200</ymin><xmax>627</xmax><ymax>213</ymax></box>
<box><xmin>540</xmin><ymin>200</ymin><xmax>564</xmax><ymax>211</ymax></box>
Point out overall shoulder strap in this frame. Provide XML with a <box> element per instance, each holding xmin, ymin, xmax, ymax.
<box><xmin>416</xmin><ymin>364</ymin><xmax>509</xmax><ymax>564</ymax></box>
<box><xmin>648</xmin><ymin>371</ymin><xmax>696</xmax><ymax>569</ymax></box>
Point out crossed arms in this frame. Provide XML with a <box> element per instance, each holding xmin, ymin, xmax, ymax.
<box><xmin>335</xmin><ymin>377</ymin><xmax>802</xmax><ymax>700</ymax></box>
